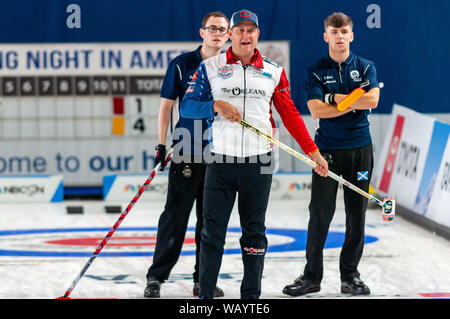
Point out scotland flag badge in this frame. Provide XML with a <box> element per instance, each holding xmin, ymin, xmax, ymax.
<box><xmin>357</xmin><ymin>171</ymin><xmax>369</xmax><ymax>181</ymax></box>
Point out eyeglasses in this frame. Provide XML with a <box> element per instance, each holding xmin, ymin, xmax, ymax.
<box><xmin>233</xmin><ymin>27</ymin><xmax>258</xmax><ymax>35</ymax></box>
<box><xmin>203</xmin><ymin>25</ymin><xmax>228</xmax><ymax>35</ymax></box>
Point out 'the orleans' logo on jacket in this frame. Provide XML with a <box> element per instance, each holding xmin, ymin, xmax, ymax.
<box><xmin>221</xmin><ymin>87</ymin><xmax>267</xmax><ymax>97</ymax></box>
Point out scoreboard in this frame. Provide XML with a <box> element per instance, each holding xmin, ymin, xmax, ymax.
<box><xmin>0</xmin><ymin>75</ymin><xmax>163</xmax><ymax>139</ymax></box>
<box><xmin>0</xmin><ymin>41</ymin><xmax>290</xmax><ymax>186</ymax></box>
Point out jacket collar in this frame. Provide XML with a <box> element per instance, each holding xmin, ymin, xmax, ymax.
<box><xmin>194</xmin><ymin>45</ymin><xmax>203</xmax><ymax>61</ymax></box>
<box><xmin>326</xmin><ymin>50</ymin><xmax>354</xmax><ymax>67</ymax></box>
<box><xmin>226</xmin><ymin>47</ymin><xmax>264</xmax><ymax>68</ymax></box>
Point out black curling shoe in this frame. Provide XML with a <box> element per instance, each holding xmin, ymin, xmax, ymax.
<box><xmin>144</xmin><ymin>276</ymin><xmax>162</xmax><ymax>298</ymax></box>
<box><xmin>193</xmin><ymin>282</ymin><xmax>225</xmax><ymax>298</ymax></box>
<box><xmin>282</xmin><ymin>275</ymin><xmax>321</xmax><ymax>297</ymax></box>
<box><xmin>341</xmin><ymin>277</ymin><xmax>371</xmax><ymax>295</ymax></box>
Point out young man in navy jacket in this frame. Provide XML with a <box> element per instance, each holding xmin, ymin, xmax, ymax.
<box><xmin>283</xmin><ymin>12</ymin><xmax>381</xmax><ymax>297</ymax></box>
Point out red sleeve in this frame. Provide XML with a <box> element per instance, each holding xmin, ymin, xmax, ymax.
<box><xmin>272</xmin><ymin>69</ymin><xmax>318</xmax><ymax>156</ymax></box>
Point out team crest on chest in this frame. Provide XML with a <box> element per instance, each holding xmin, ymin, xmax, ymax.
<box><xmin>350</xmin><ymin>70</ymin><xmax>362</xmax><ymax>82</ymax></box>
<box><xmin>217</xmin><ymin>65</ymin><xmax>233</xmax><ymax>79</ymax></box>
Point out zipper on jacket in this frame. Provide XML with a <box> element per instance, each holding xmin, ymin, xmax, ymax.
<box><xmin>241</xmin><ymin>64</ymin><xmax>248</xmax><ymax>157</ymax></box>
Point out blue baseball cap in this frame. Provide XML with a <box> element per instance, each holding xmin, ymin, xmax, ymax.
<box><xmin>230</xmin><ymin>9</ymin><xmax>259</xmax><ymax>28</ymax></box>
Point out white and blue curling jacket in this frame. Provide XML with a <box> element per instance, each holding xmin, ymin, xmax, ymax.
<box><xmin>180</xmin><ymin>47</ymin><xmax>318</xmax><ymax>158</ymax></box>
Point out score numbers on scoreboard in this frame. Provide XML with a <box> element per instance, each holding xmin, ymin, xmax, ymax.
<box><xmin>0</xmin><ymin>75</ymin><xmax>163</xmax><ymax>96</ymax></box>
<box><xmin>0</xmin><ymin>75</ymin><xmax>163</xmax><ymax>139</ymax></box>
<box><xmin>0</xmin><ymin>76</ymin><xmax>163</xmax><ymax>96</ymax></box>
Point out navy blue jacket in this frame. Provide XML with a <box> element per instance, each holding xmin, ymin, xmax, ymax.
<box><xmin>160</xmin><ymin>46</ymin><xmax>211</xmax><ymax>156</ymax></box>
<box><xmin>305</xmin><ymin>51</ymin><xmax>379</xmax><ymax>150</ymax></box>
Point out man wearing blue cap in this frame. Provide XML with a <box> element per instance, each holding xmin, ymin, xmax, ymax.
<box><xmin>181</xmin><ymin>9</ymin><xmax>328</xmax><ymax>299</ymax></box>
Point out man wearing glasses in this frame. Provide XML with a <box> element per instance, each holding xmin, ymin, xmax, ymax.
<box><xmin>181</xmin><ymin>9</ymin><xmax>328</xmax><ymax>299</ymax></box>
<box><xmin>144</xmin><ymin>11</ymin><xmax>229</xmax><ymax>298</ymax></box>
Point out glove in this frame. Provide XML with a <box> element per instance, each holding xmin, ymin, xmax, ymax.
<box><xmin>323</xmin><ymin>153</ymin><xmax>333</xmax><ymax>164</ymax></box>
<box><xmin>323</xmin><ymin>93</ymin><xmax>336</xmax><ymax>105</ymax></box>
<box><xmin>154</xmin><ymin>144</ymin><xmax>167</xmax><ymax>171</ymax></box>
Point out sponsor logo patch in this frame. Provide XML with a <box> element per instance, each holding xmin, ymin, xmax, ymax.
<box><xmin>217</xmin><ymin>65</ymin><xmax>233</xmax><ymax>79</ymax></box>
<box><xmin>253</xmin><ymin>68</ymin><xmax>272</xmax><ymax>79</ymax></box>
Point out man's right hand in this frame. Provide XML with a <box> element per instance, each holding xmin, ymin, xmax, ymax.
<box><xmin>310</xmin><ymin>151</ymin><xmax>329</xmax><ymax>177</ymax></box>
<box><xmin>155</xmin><ymin>144</ymin><xmax>167</xmax><ymax>171</ymax></box>
<box><xmin>214</xmin><ymin>100</ymin><xmax>242</xmax><ymax>123</ymax></box>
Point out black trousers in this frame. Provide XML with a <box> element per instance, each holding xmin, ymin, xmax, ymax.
<box><xmin>199</xmin><ymin>155</ymin><xmax>273</xmax><ymax>299</ymax></box>
<box><xmin>146</xmin><ymin>161</ymin><xmax>206</xmax><ymax>283</ymax></box>
<box><xmin>303</xmin><ymin>144</ymin><xmax>374</xmax><ymax>283</ymax></box>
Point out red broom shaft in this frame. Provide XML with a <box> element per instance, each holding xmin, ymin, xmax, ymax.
<box><xmin>60</xmin><ymin>150</ymin><xmax>173</xmax><ymax>298</ymax></box>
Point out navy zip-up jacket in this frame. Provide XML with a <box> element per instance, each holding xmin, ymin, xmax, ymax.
<box><xmin>305</xmin><ymin>51</ymin><xmax>380</xmax><ymax>150</ymax></box>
